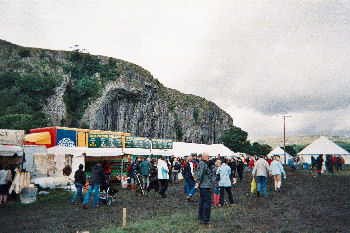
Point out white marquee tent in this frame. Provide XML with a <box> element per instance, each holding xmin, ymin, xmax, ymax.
<box><xmin>267</xmin><ymin>147</ymin><xmax>292</xmax><ymax>164</ymax></box>
<box><xmin>172</xmin><ymin>142</ymin><xmax>234</xmax><ymax>158</ymax></box>
<box><xmin>298</xmin><ymin>136</ymin><xmax>350</xmax><ymax>164</ymax></box>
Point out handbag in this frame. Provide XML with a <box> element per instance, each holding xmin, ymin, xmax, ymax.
<box><xmin>251</xmin><ymin>177</ymin><xmax>257</xmax><ymax>193</ymax></box>
<box><xmin>215</xmin><ymin>173</ymin><xmax>220</xmax><ymax>181</ymax></box>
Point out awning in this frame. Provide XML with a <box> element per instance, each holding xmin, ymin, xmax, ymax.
<box><xmin>0</xmin><ymin>145</ymin><xmax>23</xmax><ymax>156</ymax></box>
<box><xmin>24</xmin><ymin>132</ymin><xmax>51</xmax><ymax>145</ymax></box>
<box><xmin>47</xmin><ymin>146</ymin><xmax>124</xmax><ymax>157</ymax></box>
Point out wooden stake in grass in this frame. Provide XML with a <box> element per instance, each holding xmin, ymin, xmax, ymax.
<box><xmin>122</xmin><ymin>208</ymin><xmax>126</xmax><ymax>228</ymax></box>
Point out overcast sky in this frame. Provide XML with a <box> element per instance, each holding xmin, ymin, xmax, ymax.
<box><xmin>1</xmin><ymin>0</ymin><xmax>350</xmax><ymax>138</ymax></box>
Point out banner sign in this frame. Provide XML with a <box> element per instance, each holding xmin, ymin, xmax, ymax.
<box><xmin>125</xmin><ymin>136</ymin><xmax>150</xmax><ymax>149</ymax></box>
<box><xmin>57</xmin><ymin>129</ymin><xmax>77</xmax><ymax>147</ymax></box>
<box><xmin>0</xmin><ymin>129</ymin><xmax>25</xmax><ymax>146</ymax></box>
<box><xmin>88</xmin><ymin>134</ymin><xmax>123</xmax><ymax>148</ymax></box>
<box><xmin>151</xmin><ymin>139</ymin><xmax>173</xmax><ymax>149</ymax></box>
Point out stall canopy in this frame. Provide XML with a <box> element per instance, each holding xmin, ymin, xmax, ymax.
<box><xmin>298</xmin><ymin>136</ymin><xmax>350</xmax><ymax>164</ymax></box>
<box><xmin>47</xmin><ymin>146</ymin><xmax>124</xmax><ymax>157</ymax></box>
<box><xmin>267</xmin><ymin>147</ymin><xmax>292</xmax><ymax>164</ymax></box>
<box><xmin>0</xmin><ymin>145</ymin><xmax>23</xmax><ymax>156</ymax></box>
<box><xmin>24</xmin><ymin>132</ymin><xmax>51</xmax><ymax>145</ymax></box>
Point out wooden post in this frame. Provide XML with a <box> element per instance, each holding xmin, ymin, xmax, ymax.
<box><xmin>122</xmin><ymin>208</ymin><xmax>126</xmax><ymax>228</ymax></box>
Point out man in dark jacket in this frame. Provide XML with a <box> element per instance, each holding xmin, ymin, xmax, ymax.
<box><xmin>129</xmin><ymin>158</ymin><xmax>142</xmax><ymax>191</ymax></box>
<box><xmin>195</xmin><ymin>152</ymin><xmax>213</xmax><ymax>225</ymax></box>
<box><xmin>71</xmin><ymin>164</ymin><xmax>86</xmax><ymax>205</ymax></box>
<box><xmin>82</xmin><ymin>163</ymin><xmax>105</xmax><ymax>208</ymax></box>
<box><xmin>316</xmin><ymin>154</ymin><xmax>324</xmax><ymax>176</ymax></box>
<box><xmin>183</xmin><ymin>156</ymin><xmax>197</xmax><ymax>200</ymax></box>
<box><xmin>146</xmin><ymin>159</ymin><xmax>159</xmax><ymax>193</ymax></box>
<box><xmin>325</xmin><ymin>155</ymin><xmax>334</xmax><ymax>176</ymax></box>
<box><xmin>236</xmin><ymin>158</ymin><xmax>244</xmax><ymax>181</ymax></box>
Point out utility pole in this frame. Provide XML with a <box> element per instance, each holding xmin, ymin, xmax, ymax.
<box><xmin>283</xmin><ymin>115</ymin><xmax>291</xmax><ymax>164</ymax></box>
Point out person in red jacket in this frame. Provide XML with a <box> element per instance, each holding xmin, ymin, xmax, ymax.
<box><xmin>268</xmin><ymin>158</ymin><xmax>273</xmax><ymax>165</ymax></box>
<box><xmin>248</xmin><ymin>156</ymin><xmax>255</xmax><ymax>172</ymax></box>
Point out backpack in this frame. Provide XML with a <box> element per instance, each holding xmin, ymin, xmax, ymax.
<box><xmin>174</xmin><ymin>162</ymin><xmax>181</xmax><ymax>170</ymax></box>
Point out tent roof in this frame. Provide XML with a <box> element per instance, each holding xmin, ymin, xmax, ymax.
<box><xmin>172</xmin><ymin>142</ymin><xmax>233</xmax><ymax>158</ymax></box>
<box><xmin>298</xmin><ymin>136</ymin><xmax>350</xmax><ymax>155</ymax></box>
<box><xmin>267</xmin><ymin>147</ymin><xmax>291</xmax><ymax>158</ymax></box>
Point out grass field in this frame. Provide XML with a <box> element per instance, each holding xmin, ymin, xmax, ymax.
<box><xmin>1</xmin><ymin>167</ymin><xmax>350</xmax><ymax>232</ymax></box>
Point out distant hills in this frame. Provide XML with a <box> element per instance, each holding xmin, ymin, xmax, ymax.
<box><xmin>250</xmin><ymin>135</ymin><xmax>350</xmax><ymax>152</ymax></box>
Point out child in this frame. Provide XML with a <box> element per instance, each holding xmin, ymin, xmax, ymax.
<box><xmin>212</xmin><ymin>159</ymin><xmax>222</xmax><ymax>206</ymax></box>
<box><xmin>121</xmin><ymin>174</ymin><xmax>130</xmax><ymax>189</ymax></box>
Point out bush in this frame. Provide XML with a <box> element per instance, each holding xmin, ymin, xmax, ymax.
<box><xmin>18</xmin><ymin>48</ymin><xmax>31</xmax><ymax>58</ymax></box>
<box><xmin>193</xmin><ymin>108</ymin><xmax>199</xmax><ymax>122</ymax></box>
<box><xmin>0</xmin><ymin>71</ymin><xmax>58</xmax><ymax>132</ymax></box>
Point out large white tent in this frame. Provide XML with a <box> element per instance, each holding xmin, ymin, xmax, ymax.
<box><xmin>267</xmin><ymin>147</ymin><xmax>292</xmax><ymax>164</ymax></box>
<box><xmin>172</xmin><ymin>142</ymin><xmax>233</xmax><ymax>158</ymax></box>
<box><xmin>298</xmin><ymin>136</ymin><xmax>350</xmax><ymax>164</ymax></box>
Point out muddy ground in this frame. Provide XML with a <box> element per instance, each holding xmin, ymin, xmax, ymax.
<box><xmin>1</xmin><ymin>167</ymin><xmax>350</xmax><ymax>232</ymax></box>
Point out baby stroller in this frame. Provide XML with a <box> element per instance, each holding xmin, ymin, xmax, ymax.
<box><xmin>134</xmin><ymin>173</ymin><xmax>145</xmax><ymax>195</ymax></box>
<box><xmin>99</xmin><ymin>180</ymin><xmax>118</xmax><ymax>206</ymax></box>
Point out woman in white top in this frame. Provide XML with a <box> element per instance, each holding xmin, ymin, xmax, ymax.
<box><xmin>157</xmin><ymin>157</ymin><xmax>169</xmax><ymax>198</ymax></box>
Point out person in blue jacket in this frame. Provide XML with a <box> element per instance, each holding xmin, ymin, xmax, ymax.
<box><xmin>216</xmin><ymin>158</ymin><xmax>234</xmax><ymax>206</ymax></box>
<box><xmin>270</xmin><ymin>155</ymin><xmax>286</xmax><ymax>191</ymax></box>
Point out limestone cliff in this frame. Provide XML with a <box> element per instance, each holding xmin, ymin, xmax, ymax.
<box><xmin>0</xmin><ymin>39</ymin><xmax>233</xmax><ymax>143</ymax></box>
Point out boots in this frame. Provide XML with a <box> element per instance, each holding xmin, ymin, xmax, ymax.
<box><xmin>213</xmin><ymin>194</ymin><xmax>220</xmax><ymax>206</ymax></box>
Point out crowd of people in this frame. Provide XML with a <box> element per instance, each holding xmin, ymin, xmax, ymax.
<box><xmin>311</xmin><ymin>154</ymin><xmax>345</xmax><ymax>176</ymax></box>
<box><xmin>71</xmin><ymin>153</ymin><xmax>290</xmax><ymax>225</ymax></box>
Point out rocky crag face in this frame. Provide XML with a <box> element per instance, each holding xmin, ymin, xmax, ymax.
<box><xmin>0</xmin><ymin>39</ymin><xmax>233</xmax><ymax>143</ymax></box>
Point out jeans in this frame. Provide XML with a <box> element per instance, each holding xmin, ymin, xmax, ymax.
<box><xmin>83</xmin><ymin>184</ymin><xmax>100</xmax><ymax>207</ymax></box>
<box><xmin>256</xmin><ymin>176</ymin><xmax>267</xmax><ymax>196</ymax></box>
<box><xmin>71</xmin><ymin>183</ymin><xmax>84</xmax><ymax>204</ymax></box>
<box><xmin>198</xmin><ymin>188</ymin><xmax>212</xmax><ymax>223</ymax></box>
<box><xmin>171</xmin><ymin>172</ymin><xmax>179</xmax><ymax>183</ymax></box>
<box><xmin>143</xmin><ymin>175</ymin><xmax>148</xmax><ymax>188</ymax></box>
<box><xmin>185</xmin><ymin>178</ymin><xmax>197</xmax><ymax>196</ymax></box>
<box><xmin>214</xmin><ymin>186</ymin><xmax>220</xmax><ymax>195</ymax></box>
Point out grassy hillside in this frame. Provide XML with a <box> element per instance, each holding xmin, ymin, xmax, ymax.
<box><xmin>0</xmin><ymin>40</ymin><xmax>163</xmax><ymax>131</ymax></box>
<box><xmin>250</xmin><ymin>135</ymin><xmax>350</xmax><ymax>153</ymax></box>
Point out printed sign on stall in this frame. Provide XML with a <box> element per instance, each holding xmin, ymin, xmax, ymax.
<box><xmin>151</xmin><ymin>138</ymin><xmax>173</xmax><ymax>149</ymax></box>
<box><xmin>0</xmin><ymin>129</ymin><xmax>25</xmax><ymax>146</ymax></box>
<box><xmin>88</xmin><ymin>134</ymin><xmax>122</xmax><ymax>148</ymax></box>
<box><xmin>125</xmin><ymin>136</ymin><xmax>151</xmax><ymax>149</ymax></box>
<box><xmin>57</xmin><ymin>129</ymin><xmax>77</xmax><ymax>147</ymax></box>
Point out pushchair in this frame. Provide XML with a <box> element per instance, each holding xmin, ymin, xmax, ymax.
<box><xmin>134</xmin><ymin>173</ymin><xmax>145</xmax><ymax>195</ymax></box>
<box><xmin>99</xmin><ymin>180</ymin><xmax>118</xmax><ymax>206</ymax></box>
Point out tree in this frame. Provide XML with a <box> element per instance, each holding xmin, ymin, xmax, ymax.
<box><xmin>251</xmin><ymin>142</ymin><xmax>272</xmax><ymax>156</ymax></box>
<box><xmin>284</xmin><ymin>145</ymin><xmax>297</xmax><ymax>157</ymax></box>
<box><xmin>222</xmin><ymin>126</ymin><xmax>250</xmax><ymax>153</ymax></box>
